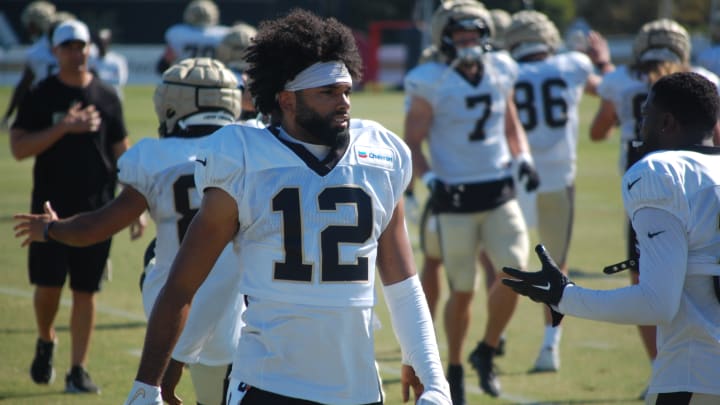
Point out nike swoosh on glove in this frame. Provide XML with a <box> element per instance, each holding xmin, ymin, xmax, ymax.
<box><xmin>518</xmin><ymin>160</ymin><xmax>540</xmax><ymax>192</ymax></box>
<box><xmin>502</xmin><ymin>244</ymin><xmax>573</xmax><ymax>326</ymax></box>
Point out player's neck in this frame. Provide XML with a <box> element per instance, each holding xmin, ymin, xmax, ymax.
<box><xmin>57</xmin><ymin>69</ymin><xmax>93</xmax><ymax>88</ymax></box>
<box><xmin>456</xmin><ymin>62</ymin><xmax>483</xmax><ymax>84</ymax></box>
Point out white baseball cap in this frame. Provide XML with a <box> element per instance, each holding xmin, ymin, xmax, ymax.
<box><xmin>52</xmin><ymin>20</ymin><xmax>90</xmax><ymax>47</ymax></box>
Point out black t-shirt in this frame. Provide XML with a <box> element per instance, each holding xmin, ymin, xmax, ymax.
<box><xmin>12</xmin><ymin>75</ymin><xmax>128</xmax><ymax>216</ymax></box>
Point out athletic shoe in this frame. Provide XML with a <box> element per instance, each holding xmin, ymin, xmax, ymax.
<box><xmin>468</xmin><ymin>341</ymin><xmax>501</xmax><ymax>397</ymax></box>
<box><xmin>447</xmin><ymin>364</ymin><xmax>465</xmax><ymax>405</ymax></box>
<box><xmin>65</xmin><ymin>366</ymin><xmax>100</xmax><ymax>394</ymax></box>
<box><xmin>495</xmin><ymin>336</ymin><xmax>506</xmax><ymax>357</ymax></box>
<box><xmin>30</xmin><ymin>338</ymin><xmax>56</xmax><ymax>384</ymax></box>
<box><xmin>531</xmin><ymin>346</ymin><xmax>560</xmax><ymax>372</ymax></box>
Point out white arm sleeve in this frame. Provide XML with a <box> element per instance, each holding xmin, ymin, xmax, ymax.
<box><xmin>559</xmin><ymin>207</ymin><xmax>687</xmax><ymax>324</ymax></box>
<box><xmin>382</xmin><ymin>275</ymin><xmax>450</xmax><ymax>399</ymax></box>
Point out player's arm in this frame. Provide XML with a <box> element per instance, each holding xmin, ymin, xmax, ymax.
<box><xmin>1</xmin><ymin>66</ymin><xmax>35</xmax><ymax>125</ymax></box>
<box><xmin>13</xmin><ymin>186</ymin><xmax>148</xmax><ymax>247</ymax></box>
<box><xmin>10</xmin><ymin>103</ymin><xmax>101</xmax><ymax>160</ymax></box>
<box><xmin>589</xmin><ymin>99</ymin><xmax>617</xmax><ymax>141</ymax></box>
<box><xmin>131</xmin><ymin>187</ymin><xmax>238</xmax><ymax>388</ymax></box>
<box><xmin>559</xmin><ymin>207</ymin><xmax>687</xmax><ymax>323</ymax></box>
<box><xmin>377</xmin><ymin>200</ymin><xmax>451</xmax><ymax>404</ymax></box>
<box><xmin>404</xmin><ymin>95</ymin><xmax>434</xmax><ymax>184</ymax></box>
<box><xmin>504</xmin><ymin>92</ymin><xmax>531</xmax><ymax>158</ymax></box>
<box><xmin>506</xmin><ymin>94</ymin><xmax>540</xmax><ymax>192</ymax></box>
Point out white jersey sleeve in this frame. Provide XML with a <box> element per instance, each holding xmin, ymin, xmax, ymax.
<box><xmin>622</xmin><ymin>152</ymin><xmax>687</xmax><ymax>223</ymax></box>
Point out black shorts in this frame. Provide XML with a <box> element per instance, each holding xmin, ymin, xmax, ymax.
<box><xmin>28</xmin><ymin>239</ymin><xmax>111</xmax><ymax>293</ymax></box>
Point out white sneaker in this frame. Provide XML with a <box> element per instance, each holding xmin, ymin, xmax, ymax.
<box><xmin>532</xmin><ymin>346</ymin><xmax>559</xmax><ymax>372</ymax></box>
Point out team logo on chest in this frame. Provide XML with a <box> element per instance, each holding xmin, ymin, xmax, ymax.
<box><xmin>354</xmin><ymin>145</ymin><xmax>394</xmax><ymax>170</ymax></box>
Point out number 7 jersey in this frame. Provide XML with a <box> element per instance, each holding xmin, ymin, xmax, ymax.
<box><xmin>404</xmin><ymin>52</ymin><xmax>518</xmax><ymax>184</ymax></box>
<box><xmin>194</xmin><ymin>120</ymin><xmax>412</xmax><ymax>308</ymax></box>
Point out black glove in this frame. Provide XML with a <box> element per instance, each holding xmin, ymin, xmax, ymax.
<box><xmin>502</xmin><ymin>244</ymin><xmax>573</xmax><ymax>326</ymax></box>
<box><xmin>518</xmin><ymin>160</ymin><xmax>540</xmax><ymax>192</ymax></box>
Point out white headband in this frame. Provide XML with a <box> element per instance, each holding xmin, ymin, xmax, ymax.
<box><xmin>510</xmin><ymin>42</ymin><xmax>552</xmax><ymax>60</ymax></box>
<box><xmin>284</xmin><ymin>61</ymin><xmax>352</xmax><ymax>91</ymax></box>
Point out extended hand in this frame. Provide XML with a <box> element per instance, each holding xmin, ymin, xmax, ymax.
<box><xmin>585</xmin><ymin>31</ymin><xmax>612</xmax><ymax>69</ymax></box>
<box><xmin>13</xmin><ymin>201</ymin><xmax>59</xmax><ymax>247</ymax></box>
<box><xmin>518</xmin><ymin>160</ymin><xmax>540</xmax><ymax>192</ymax></box>
<box><xmin>502</xmin><ymin>244</ymin><xmax>572</xmax><ymax>326</ymax></box>
<box><xmin>401</xmin><ymin>364</ymin><xmax>424</xmax><ymax>403</ymax></box>
<box><xmin>130</xmin><ymin>212</ymin><xmax>148</xmax><ymax>241</ymax></box>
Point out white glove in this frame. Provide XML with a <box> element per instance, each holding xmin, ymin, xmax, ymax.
<box><xmin>417</xmin><ymin>389</ymin><xmax>453</xmax><ymax>405</ymax></box>
<box><xmin>124</xmin><ymin>381</ymin><xmax>162</xmax><ymax>405</ymax></box>
<box><xmin>404</xmin><ymin>191</ymin><xmax>420</xmax><ymax>225</ymax></box>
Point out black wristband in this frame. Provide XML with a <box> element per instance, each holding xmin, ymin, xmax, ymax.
<box><xmin>404</xmin><ymin>189</ymin><xmax>414</xmax><ymax>197</ymax></box>
<box><xmin>43</xmin><ymin>221</ymin><xmax>56</xmax><ymax>242</ymax></box>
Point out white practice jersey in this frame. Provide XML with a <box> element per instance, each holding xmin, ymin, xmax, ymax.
<box><xmin>598</xmin><ymin>66</ymin><xmax>719</xmax><ymax>169</ymax></box>
<box><xmin>560</xmin><ymin>147</ymin><xmax>720</xmax><ymax>395</ymax></box>
<box><xmin>516</xmin><ymin>52</ymin><xmax>592</xmax><ymax>191</ymax></box>
<box><xmin>404</xmin><ymin>52</ymin><xmax>518</xmax><ymax>184</ymax></box>
<box><xmin>623</xmin><ymin>148</ymin><xmax>720</xmax><ymax>395</ymax></box>
<box><xmin>118</xmin><ymin>137</ymin><xmax>244</xmax><ymax>365</ymax></box>
<box><xmin>696</xmin><ymin>45</ymin><xmax>720</xmax><ymax>77</ymax></box>
<box><xmin>90</xmin><ymin>51</ymin><xmax>128</xmax><ymax>99</ymax></box>
<box><xmin>25</xmin><ymin>36</ymin><xmax>57</xmax><ymax>85</ymax></box>
<box><xmin>165</xmin><ymin>23</ymin><xmax>229</xmax><ymax>62</ymax></box>
<box><xmin>194</xmin><ymin>120</ymin><xmax>411</xmax><ymax>404</ymax></box>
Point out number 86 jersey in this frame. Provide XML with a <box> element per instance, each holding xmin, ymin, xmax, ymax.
<box><xmin>194</xmin><ymin>120</ymin><xmax>412</xmax><ymax>308</ymax></box>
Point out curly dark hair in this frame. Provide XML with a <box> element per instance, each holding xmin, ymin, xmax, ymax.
<box><xmin>245</xmin><ymin>8</ymin><xmax>363</xmax><ymax>115</ymax></box>
<box><xmin>652</xmin><ymin>71</ymin><xmax>720</xmax><ymax>142</ymax></box>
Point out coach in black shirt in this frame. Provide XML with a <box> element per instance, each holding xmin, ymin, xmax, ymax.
<box><xmin>10</xmin><ymin>19</ymin><xmax>144</xmax><ymax>394</ymax></box>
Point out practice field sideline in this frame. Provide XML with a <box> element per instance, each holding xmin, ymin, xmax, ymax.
<box><xmin>0</xmin><ymin>86</ymin><xmax>648</xmax><ymax>404</ymax></box>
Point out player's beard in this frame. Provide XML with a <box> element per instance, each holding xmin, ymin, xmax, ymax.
<box><xmin>295</xmin><ymin>96</ymin><xmax>349</xmax><ymax>147</ymax></box>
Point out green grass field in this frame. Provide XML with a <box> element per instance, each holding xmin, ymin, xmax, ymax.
<box><xmin>0</xmin><ymin>86</ymin><xmax>649</xmax><ymax>404</ymax></box>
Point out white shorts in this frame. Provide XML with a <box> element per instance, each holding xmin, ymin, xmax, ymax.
<box><xmin>438</xmin><ymin>199</ymin><xmax>529</xmax><ymax>292</ymax></box>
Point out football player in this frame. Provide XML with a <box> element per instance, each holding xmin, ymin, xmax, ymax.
<box><xmin>123</xmin><ymin>9</ymin><xmax>451</xmax><ymax>405</ymax></box>
<box><xmin>404</xmin><ymin>0</ymin><xmax>538</xmax><ymax>401</ymax></box>
<box><xmin>488</xmin><ymin>8</ymin><xmax>511</xmax><ymax>50</ymax></box>
<box><xmin>503</xmin><ymin>9</ymin><xmax>608</xmax><ymax>373</ymax></box>
<box><xmin>216</xmin><ymin>22</ymin><xmax>259</xmax><ymax>122</ymax></box>
<box><xmin>589</xmin><ymin>20</ymin><xmax>719</xmax><ymax>395</ymax></box>
<box><xmin>14</xmin><ymin>57</ymin><xmax>244</xmax><ymax>405</ymax></box>
<box><xmin>156</xmin><ymin>0</ymin><xmax>229</xmax><ymax>74</ymax></box>
<box><xmin>1</xmin><ymin>1</ymin><xmax>56</xmax><ymax>127</ymax></box>
<box><xmin>504</xmin><ymin>71</ymin><xmax>720</xmax><ymax>405</ymax></box>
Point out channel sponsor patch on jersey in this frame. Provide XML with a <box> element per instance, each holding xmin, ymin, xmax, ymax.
<box><xmin>354</xmin><ymin>145</ymin><xmax>394</xmax><ymax>170</ymax></box>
